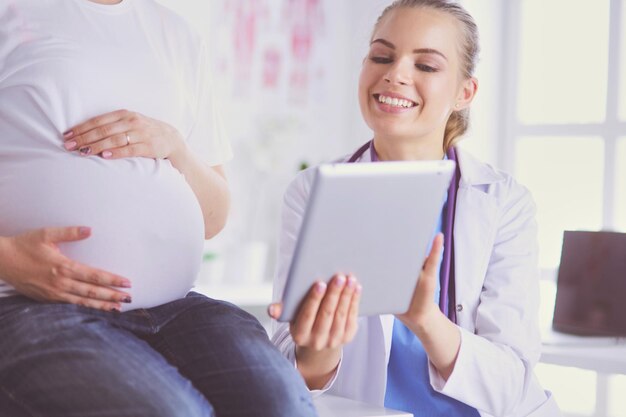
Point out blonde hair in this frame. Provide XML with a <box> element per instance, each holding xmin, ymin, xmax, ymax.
<box><xmin>373</xmin><ymin>0</ymin><xmax>480</xmax><ymax>150</ymax></box>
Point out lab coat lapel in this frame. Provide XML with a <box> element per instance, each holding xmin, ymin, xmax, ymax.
<box><xmin>453</xmin><ymin>149</ymin><xmax>503</xmax><ymax>327</ymax></box>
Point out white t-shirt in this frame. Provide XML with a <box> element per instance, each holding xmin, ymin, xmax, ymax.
<box><xmin>0</xmin><ymin>0</ymin><xmax>232</xmax><ymax>309</ymax></box>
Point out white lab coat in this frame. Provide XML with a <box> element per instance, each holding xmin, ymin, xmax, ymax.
<box><xmin>272</xmin><ymin>146</ymin><xmax>561</xmax><ymax>417</ymax></box>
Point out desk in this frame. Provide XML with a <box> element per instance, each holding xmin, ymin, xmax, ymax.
<box><xmin>314</xmin><ymin>395</ymin><xmax>412</xmax><ymax>417</ymax></box>
<box><xmin>540</xmin><ymin>335</ymin><xmax>626</xmax><ymax>417</ymax></box>
<box><xmin>541</xmin><ymin>340</ymin><xmax>626</xmax><ymax>374</ymax></box>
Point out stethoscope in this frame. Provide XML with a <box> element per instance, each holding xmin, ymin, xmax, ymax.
<box><xmin>347</xmin><ymin>140</ymin><xmax>461</xmax><ymax>323</ymax></box>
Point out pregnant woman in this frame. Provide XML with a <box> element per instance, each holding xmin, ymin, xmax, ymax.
<box><xmin>0</xmin><ymin>1</ymin><xmax>315</xmax><ymax>416</ymax></box>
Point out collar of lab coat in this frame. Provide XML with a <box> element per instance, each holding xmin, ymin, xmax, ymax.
<box><xmin>455</xmin><ymin>147</ymin><xmax>504</xmax><ymax>187</ymax></box>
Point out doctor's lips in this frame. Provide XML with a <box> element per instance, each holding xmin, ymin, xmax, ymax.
<box><xmin>373</xmin><ymin>93</ymin><xmax>417</xmax><ymax>109</ymax></box>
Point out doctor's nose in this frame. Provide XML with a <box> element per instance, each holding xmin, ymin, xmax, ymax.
<box><xmin>383</xmin><ymin>62</ymin><xmax>413</xmax><ymax>86</ymax></box>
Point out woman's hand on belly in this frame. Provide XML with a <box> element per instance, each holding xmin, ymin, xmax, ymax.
<box><xmin>61</xmin><ymin>109</ymin><xmax>230</xmax><ymax>239</ymax></box>
<box><xmin>62</xmin><ymin>109</ymin><xmax>184</xmax><ymax>161</ymax></box>
<box><xmin>0</xmin><ymin>227</ymin><xmax>133</xmax><ymax>312</ymax></box>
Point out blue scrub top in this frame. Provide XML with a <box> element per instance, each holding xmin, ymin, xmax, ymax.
<box><xmin>384</xmin><ymin>194</ymin><xmax>479</xmax><ymax>417</ymax></box>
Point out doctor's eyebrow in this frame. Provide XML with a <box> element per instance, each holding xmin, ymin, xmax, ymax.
<box><xmin>370</xmin><ymin>38</ymin><xmax>448</xmax><ymax>61</ymax></box>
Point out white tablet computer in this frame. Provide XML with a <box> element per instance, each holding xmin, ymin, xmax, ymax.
<box><xmin>277</xmin><ymin>160</ymin><xmax>455</xmax><ymax>322</ymax></box>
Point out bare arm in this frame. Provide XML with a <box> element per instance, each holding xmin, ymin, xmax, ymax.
<box><xmin>168</xmin><ymin>146</ymin><xmax>229</xmax><ymax>239</ymax></box>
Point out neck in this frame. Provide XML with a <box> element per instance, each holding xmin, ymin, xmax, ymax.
<box><xmin>373</xmin><ymin>136</ymin><xmax>446</xmax><ymax>161</ymax></box>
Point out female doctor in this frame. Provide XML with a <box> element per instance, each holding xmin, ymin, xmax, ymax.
<box><xmin>269</xmin><ymin>1</ymin><xmax>561</xmax><ymax>416</ymax></box>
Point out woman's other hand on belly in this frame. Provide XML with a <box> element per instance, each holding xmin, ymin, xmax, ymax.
<box><xmin>0</xmin><ymin>227</ymin><xmax>133</xmax><ymax>312</ymax></box>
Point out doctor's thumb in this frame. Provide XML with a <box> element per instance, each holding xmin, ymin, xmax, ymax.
<box><xmin>268</xmin><ymin>302</ymin><xmax>283</xmax><ymax>319</ymax></box>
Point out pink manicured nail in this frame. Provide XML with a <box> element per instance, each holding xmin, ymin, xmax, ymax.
<box><xmin>347</xmin><ymin>275</ymin><xmax>357</xmax><ymax>288</ymax></box>
<box><xmin>63</xmin><ymin>130</ymin><xmax>74</xmax><ymax>138</ymax></box>
<box><xmin>78</xmin><ymin>227</ymin><xmax>91</xmax><ymax>237</ymax></box>
<box><xmin>102</xmin><ymin>151</ymin><xmax>112</xmax><ymax>158</ymax></box>
<box><xmin>334</xmin><ymin>274</ymin><xmax>346</xmax><ymax>287</ymax></box>
<box><xmin>119</xmin><ymin>280</ymin><xmax>132</xmax><ymax>288</ymax></box>
<box><xmin>356</xmin><ymin>284</ymin><xmax>363</xmax><ymax>294</ymax></box>
<box><xmin>315</xmin><ymin>281</ymin><xmax>327</xmax><ymax>294</ymax></box>
<box><xmin>64</xmin><ymin>140</ymin><xmax>77</xmax><ymax>150</ymax></box>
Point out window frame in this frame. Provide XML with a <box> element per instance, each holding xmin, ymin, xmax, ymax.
<box><xmin>498</xmin><ymin>0</ymin><xmax>625</xmax><ymax>272</ymax></box>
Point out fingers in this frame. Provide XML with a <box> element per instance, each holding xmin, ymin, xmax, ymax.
<box><xmin>63</xmin><ymin>109</ymin><xmax>131</xmax><ymax>139</ymax></box>
<box><xmin>267</xmin><ymin>302</ymin><xmax>282</xmax><ymax>319</ymax></box>
<box><xmin>323</xmin><ymin>275</ymin><xmax>356</xmax><ymax>347</ymax></box>
<box><xmin>327</xmin><ymin>275</ymin><xmax>358</xmax><ymax>348</ymax></box>
<box><xmin>39</xmin><ymin>226</ymin><xmax>91</xmax><ymax>243</ymax></box>
<box><xmin>60</xmin><ymin>276</ymin><xmax>131</xmax><ymax>304</ymax></box>
<box><xmin>62</xmin><ymin>293</ymin><xmax>124</xmax><ymax>312</ymax></box>
<box><xmin>344</xmin><ymin>282</ymin><xmax>362</xmax><ymax>341</ymax></box>
<box><xmin>37</xmin><ymin>227</ymin><xmax>132</xmax><ymax>289</ymax></box>
<box><xmin>62</xmin><ymin>110</ymin><xmax>178</xmax><ymax>160</ymax></box>
<box><xmin>423</xmin><ymin>233</ymin><xmax>444</xmax><ymax>274</ymax></box>
<box><xmin>48</xmin><ymin>248</ymin><xmax>133</xmax><ymax>310</ymax></box>
<box><xmin>291</xmin><ymin>274</ymin><xmax>361</xmax><ymax>351</ymax></box>
<box><xmin>58</xmin><ymin>260</ymin><xmax>132</xmax><ymax>289</ymax></box>
<box><xmin>310</xmin><ymin>274</ymin><xmax>346</xmax><ymax>345</ymax></box>
<box><xmin>75</xmin><ymin>132</ymin><xmax>134</xmax><ymax>157</ymax></box>
<box><xmin>397</xmin><ymin>233</ymin><xmax>444</xmax><ymax>324</ymax></box>
<box><xmin>63</xmin><ymin>109</ymin><xmax>138</xmax><ymax>153</ymax></box>
<box><xmin>101</xmin><ymin>143</ymin><xmax>145</xmax><ymax>160</ymax></box>
<box><xmin>51</xmin><ymin>264</ymin><xmax>132</xmax><ymax>312</ymax></box>
<box><xmin>291</xmin><ymin>281</ymin><xmax>327</xmax><ymax>345</ymax></box>
<box><xmin>66</xmin><ymin>123</ymin><xmax>130</xmax><ymax>153</ymax></box>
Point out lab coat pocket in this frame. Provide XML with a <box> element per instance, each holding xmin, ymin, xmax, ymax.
<box><xmin>524</xmin><ymin>391</ymin><xmax>561</xmax><ymax>417</ymax></box>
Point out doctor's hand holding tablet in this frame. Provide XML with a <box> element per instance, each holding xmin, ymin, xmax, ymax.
<box><xmin>268</xmin><ymin>231</ymin><xmax>446</xmax><ymax>390</ymax></box>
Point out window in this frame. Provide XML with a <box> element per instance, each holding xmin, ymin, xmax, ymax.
<box><xmin>515</xmin><ymin>137</ymin><xmax>604</xmax><ymax>268</ymax></box>
<box><xmin>617</xmin><ymin>138</ymin><xmax>626</xmax><ymax>231</ymax></box>
<box><xmin>621</xmin><ymin>0</ymin><xmax>626</xmax><ymax>121</ymax></box>
<box><xmin>518</xmin><ymin>0</ymin><xmax>610</xmax><ymax>124</ymax></box>
<box><xmin>504</xmin><ymin>0</ymin><xmax>625</xmax><ymax>269</ymax></box>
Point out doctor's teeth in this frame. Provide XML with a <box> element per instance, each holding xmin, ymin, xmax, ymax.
<box><xmin>378</xmin><ymin>95</ymin><xmax>414</xmax><ymax>108</ymax></box>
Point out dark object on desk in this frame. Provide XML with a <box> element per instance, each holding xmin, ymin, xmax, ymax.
<box><xmin>553</xmin><ymin>230</ymin><xmax>626</xmax><ymax>336</ymax></box>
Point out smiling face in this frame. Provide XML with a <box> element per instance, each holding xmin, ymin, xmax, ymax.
<box><xmin>358</xmin><ymin>6</ymin><xmax>474</xmax><ymax>156</ymax></box>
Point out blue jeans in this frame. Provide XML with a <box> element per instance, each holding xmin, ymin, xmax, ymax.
<box><xmin>0</xmin><ymin>292</ymin><xmax>316</xmax><ymax>417</ymax></box>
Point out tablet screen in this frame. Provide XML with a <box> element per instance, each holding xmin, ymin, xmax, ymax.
<box><xmin>278</xmin><ymin>160</ymin><xmax>455</xmax><ymax>322</ymax></box>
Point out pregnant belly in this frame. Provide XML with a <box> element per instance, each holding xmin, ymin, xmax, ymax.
<box><xmin>0</xmin><ymin>156</ymin><xmax>205</xmax><ymax>310</ymax></box>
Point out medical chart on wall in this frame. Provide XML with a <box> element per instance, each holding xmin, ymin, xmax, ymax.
<box><xmin>212</xmin><ymin>0</ymin><xmax>327</xmax><ymax>105</ymax></box>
